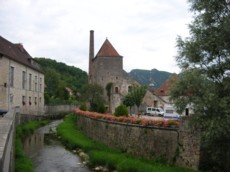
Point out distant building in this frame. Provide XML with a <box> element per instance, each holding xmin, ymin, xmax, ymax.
<box><xmin>0</xmin><ymin>36</ymin><xmax>44</xmax><ymax>115</ymax></box>
<box><xmin>155</xmin><ymin>74</ymin><xmax>178</xmax><ymax>106</ymax></box>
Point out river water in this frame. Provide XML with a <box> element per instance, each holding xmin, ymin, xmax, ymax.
<box><xmin>23</xmin><ymin>120</ymin><xmax>92</xmax><ymax>172</ymax></box>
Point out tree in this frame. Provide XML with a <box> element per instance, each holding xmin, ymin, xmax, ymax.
<box><xmin>123</xmin><ymin>94</ymin><xmax>135</xmax><ymax>114</ymax></box>
<box><xmin>81</xmin><ymin>84</ymin><xmax>106</xmax><ymax>113</ymax></box>
<box><xmin>132</xmin><ymin>86</ymin><xmax>147</xmax><ymax>113</ymax></box>
<box><xmin>35</xmin><ymin>57</ymin><xmax>88</xmax><ymax>104</ymax></box>
<box><xmin>123</xmin><ymin>85</ymin><xmax>147</xmax><ymax>115</ymax></box>
<box><xmin>44</xmin><ymin>67</ymin><xmax>61</xmax><ymax>98</ymax></box>
<box><xmin>106</xmin><ymin>82</ymin><xmax>113</xmax><ymax>112</ymax></box>
<box><xmin>170</xmin><ymin>1</ymin><xmax>230</xmax><ymax>171</ymax></box>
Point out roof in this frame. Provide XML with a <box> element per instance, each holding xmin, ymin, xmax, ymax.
<box><xmin>95</xmin><ymin>38</ymin><xmax>122</xmax><ymax>57</ymax></box>
<box><xmin>0</xmin><ymin>36</ymin><xmax>42</xmax><ymax>73</ymax></box>
<box><xmin>155</xmin><ymin>74</ymin><xmax>177</xmax><ymax>96</ymax></box>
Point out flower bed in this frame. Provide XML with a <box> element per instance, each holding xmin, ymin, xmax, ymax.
<box><xmin>74</xmin><ymin>108</ymin><xmax>179</xmax><ymax>128</ymax></box>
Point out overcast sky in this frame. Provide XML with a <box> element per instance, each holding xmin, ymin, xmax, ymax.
<box><xmin>0</xmin><ymin>0</ymin><xmax>192</xmax><ymax>74</ymax></box>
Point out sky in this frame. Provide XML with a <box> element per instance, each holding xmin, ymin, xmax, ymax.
<box><xmin>0</xmin><ymin>0</ymin><xmax>193</xmax><ymax>74</ymax></box>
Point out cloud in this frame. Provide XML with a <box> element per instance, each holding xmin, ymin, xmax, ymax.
<box><xmin>0</xmin><ymin>0</ymin><xmax>192</xmax><ymax>74</ymax></box>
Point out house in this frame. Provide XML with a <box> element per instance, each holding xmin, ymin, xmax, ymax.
<box><xmin>155</xmin><ymin>74</ymin><xmax>192</xmax><ymax>116</ymax></box>
<box><xmin>0</xmin><ymin>36</ymin><xmax>45</xmax><ymax>115</ymax></box>
<box><xmin>155</xmin><ymin>74</ymin><xmax>178</xmax><ymax>106</ymax></box>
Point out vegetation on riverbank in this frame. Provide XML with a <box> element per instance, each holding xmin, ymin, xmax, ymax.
<box><xmin>15</xmin><ymin>120</ymin><xmax>49</xmax><ymax>172</ymax></box>
<box><xmin>57</xmin><ymin>114</ymin><xmax>195</xmax><ymax>172</ymax></box>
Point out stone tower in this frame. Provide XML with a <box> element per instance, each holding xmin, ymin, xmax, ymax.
<box><xmin>88</xmin><ymin>30</ymin><xmax>136</xmax><ymax>112</ymax></box>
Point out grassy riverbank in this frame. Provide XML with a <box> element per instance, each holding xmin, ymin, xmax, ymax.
<box><xmin>15</xmin><ymin>120</ymin><xmax>49</xmax><ymax>172</ymax></box>
<box><xmin>57</xmin><ymin>114</ymin><xmax>195</xmax><ymax>172</ymax></box>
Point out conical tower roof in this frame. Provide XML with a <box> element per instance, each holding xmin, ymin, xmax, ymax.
<box><xmin>95</xmin><ymin>38</ymin><xmax>122</xmax><ymax>57</ymax></box>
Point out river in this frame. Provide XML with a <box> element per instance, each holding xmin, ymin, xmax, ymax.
<box><xmin>23</xmin><ymin>120</ymin><xmax>92</xmax><ymax>172</ymax></box>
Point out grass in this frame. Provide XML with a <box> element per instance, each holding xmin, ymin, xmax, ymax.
<box><xmin>15</xmin><ymin>120</ymin><xmax>49</xmax><ymax>172</ymax></box>
<box><xmin>57</xmin><ymin>113</ymin><xmax>196</xmax><ymax>172</ymax></box>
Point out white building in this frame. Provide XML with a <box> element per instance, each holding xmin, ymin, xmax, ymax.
<box><xmin>0</xmin><ymin>36</ymin><xmax>44</xmax><ymax>115</ymax></box>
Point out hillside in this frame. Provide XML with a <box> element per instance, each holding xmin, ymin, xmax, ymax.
<box><xmin>35</xmin><ymin>57</ymin><xmax>88</xmax><ymax>103</ymax></box>
<box><xmin>129</xmin><ymin>69</ymin><xmax>173</xmax><ymax>89</ymax></box>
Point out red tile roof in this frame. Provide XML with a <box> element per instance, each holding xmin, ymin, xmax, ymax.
<box><xmin>155</xmin><ymin>74</ymin><xmax>177</xmax><ymax>96</ymax></box>
<box><xmin>0</xmin><ymin>36</ymin><xmax>42</xmax><ymax>72</ymax></box>
<box><xmin>96</xmin><ymin>38</ymin><xmax>122</xmax><ymax>57</ymax></box>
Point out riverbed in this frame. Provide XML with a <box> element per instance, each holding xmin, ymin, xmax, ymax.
<box><xmin>23</xmin><ymin>120</ymin><xmax>92</xmax><ymax>172</ymax></box>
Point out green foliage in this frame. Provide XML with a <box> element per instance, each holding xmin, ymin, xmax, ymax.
<box><xmin>106</xmin><ymin>82</ymin><xmax>113</xmax><ymax>112</ymax></box>
<box><xmin>35</xmin><ymin>57</ymin><xmax>88</xmax><ymax>104</ymax></box>
<box><xmin>57</xmin><ymin>114</ymin><xmax>111</xmax><ymax>151</ymax></box>
<box><xmin>15</xmin><ymin>120</ymin><xmax>49</xmax><ymax>172</ymax></box>
<box><xmin>123</xmin><ymin>85</ymin><xmax>147</xmax><ymax>112</ymax></box>
<box><xmin>105</xmin><ymin>82</ymin><xmax>113</xmax><ymax>98</ymax></box>
<box><xmin>79</xmin><ymin>102</ymin><xmax>87</xmax><ymax>111</ymax></box>
<box><xmin>57</xmin><ymin>114</ymin><xmax>195</xmax><ymax>172</ymax></box>
<box><xmin>123</xmin><ymin>94</ymin><xmax>135</xmax><ymax>110</ymax></box>
<box><xmin>131</xmin><ymin>85</ymin><xmax>147</xmax><ymax>108</ymax></box>
<box><xmin>171</xmin><ymin>1</ymin><xmax>230</xmax><ymax>171</ymax></box>
<box><xmin>15</xmin><ymin>136</ymin><xmax>35</xmax><ymax>172</ymax></box>
<box><xmin>80</xmin><ymin>84</ymin><xmax>106</xmax><ymax>113</ymax></box>
<box><xmin>114</xmin><ymin>104</ymin><xmax>128</xmax><ymax>117</ymax></box>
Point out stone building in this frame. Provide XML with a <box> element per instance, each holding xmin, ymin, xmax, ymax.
<box><xmin>0</xmin><ymin>36</ymin><xmax>45</xmax><ymax>115</ymax></box>
<box><xmin>88</xmin><ymin>30</ymin><xmax>139</xmax><ymax>112</ymax></box>
<box><xmin>88</xmin><ymin>30</ymin><xmax>168</xmax><ymax>113</ymax></box>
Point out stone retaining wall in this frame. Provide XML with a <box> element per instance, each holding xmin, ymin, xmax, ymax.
<box><xmin>44</xmin><ymin>105</ymin><xmax>76</xmax><ymax>115</ymax></box>
<box><xmin>76</xmin><ymin>115</ymin><xmax>200</xmax><ymax>170</ymax></box>
<box><xmin>0</xmin><ymin>108</ymin><xmax>16</xmax><ymax>172</ymax></box>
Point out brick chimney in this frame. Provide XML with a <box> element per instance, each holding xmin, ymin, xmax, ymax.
<box><xmin>89</xmin><ymin>30</ymin><xmax>94</xmax><ymax>78</ymax></box>
<box><xmin>89</xmin><ymin>30</ymin><xmax>94</xmax><ymax>60</ymax></box>
<box><xmin>15</xmin><ymin>43</ymin><xmax>24</xmax><ymax>52</ymax></box>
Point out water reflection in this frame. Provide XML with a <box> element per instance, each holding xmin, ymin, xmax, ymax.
<box><xmin>24</xmin><ymin>132</ymin><xmax>44</xmax><ymax>156</ymax></box>
<box><xmin>23</xmin><ymin>120</ymin><xmax>91</xmax><ymax>172</ymax></box>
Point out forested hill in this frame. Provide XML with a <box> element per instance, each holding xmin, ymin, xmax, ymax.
<box><xmin>129</xmin><ymin>69</ymin><xmax>173</xmax><ymax>89</ymax></box>
<box><xmin>35</xmin><ymin>57</ymin><xmax>88</xmax><ymax>100</ymax></box>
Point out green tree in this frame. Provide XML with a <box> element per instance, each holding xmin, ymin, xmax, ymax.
<box><xmin>132</xmin><ymin>86</ymin><xmax>147</xmax><ymax>113</ymax></box>
<box><xmin>123</xmin><ymin>94</ymin><xmax>135</xmax><ymax>114</ymax></box>
<box><xmin>170</xmin><ymin>1</ymin><xmax>230</xmax><ymax>171</ymax></box>
<box><xmin>44</xmin><ymin>67</ymin><xmax>61</xmax><ymax>98</ymax></box>
<box><xmin>106</xmin><ymin>82</ymin><xmax>113</xmax><ymax>113</ymax></box>
<box><xmin>35</xmin><ymin>57</ymin><xmax>88</xmax><ymax>104</ymax></box>
<box><xmin>123</xmin><ymin>86</ymin><xmax>147</xmax><ymax>115</ymax></box>
<box><xmin>81</xmin><ymin>84</ymin><xmax>106</xmax><ymax>113</ymax></box>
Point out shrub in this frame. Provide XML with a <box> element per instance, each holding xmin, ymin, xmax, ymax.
<box><xmin>96</xmin><ymin>103</ymin><xmax>106</xmax><ymax>113</ymax></box>
<box><xmin>79</xmin><ymin>103</ymin><xmax>87</xmax><ymax>111</ymax></box>
<box><xmin>114</xmin><ymin>104</ymin><xmax>128</xmax><ymax>117</ymax></box>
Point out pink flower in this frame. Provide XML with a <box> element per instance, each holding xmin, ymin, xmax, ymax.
<box><xmin>74</xmin><ymin>108</ymin><xmax>179</xmax><ymax>128</ymax></box>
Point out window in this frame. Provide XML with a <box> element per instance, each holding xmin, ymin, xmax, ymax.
<box><xmin>39</xmin><ymin>77</ymin><xmax>42</xmax><ymax>92</ymax></box>
<box><xmin>34</xmin><ymin>97</ymin><xmax>37</xmax><ymax>105</ymax></box>
<box><xmin>22</xmin><ymin>71</ymin><xmax>26</xmax><ymax>89</ymax></box>
<box><xmin>166</xmin><ymin>110</ymin><xmax>174</xmax><ymax>114</ymax></box>
<box><xmin>115</xmin><ymin>87</ymin><xmax>119</xmax><ymax>94</ymax></box>
<box><xmin>22</xmin><ymin>96</ymin><xmax>26</xmax><ymax>105</ymax></box>
<box><xmin>29</xmin><ymin>97</ymin><xmax>32</xmax><ymax>105</ymax></box>
<box><xmin>153</xmin><ymin>100</ymin><xmax>158</xmax><ymax>107</ymax></box>
<box><xmin>35</xmin><ymin>76</ymin><xmax>37</xmax><ymax>91</ymax></box>
<box><xmin>10</xmin><ymin>66</ymin><xmax>14</xmax><ymax>87</ymax></box>
<box><xmin>29</xmin><ymin>73</ymin><xmax>32</xmax><ymax>90</ymax></box>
